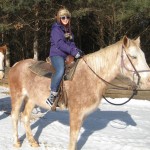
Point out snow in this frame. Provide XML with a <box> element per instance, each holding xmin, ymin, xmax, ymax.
<box><xmin>0</xmin><ymin>86</ymin><xmax>150</xmax><ymax>150</ymax></box>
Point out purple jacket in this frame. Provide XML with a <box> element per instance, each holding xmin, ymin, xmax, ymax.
<box><xmin>49</xmin><ymin>22</ymin><xmax>79</xmax><ymax>59</ymax></box>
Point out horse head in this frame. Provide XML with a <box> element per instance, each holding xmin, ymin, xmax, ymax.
<box><xmin>121</xmin><ymin>36</ymin><xmax>150</xmax><ymax>89</ymax></box>
<box><xmin>0</xmin><ymin>45</ymin><xmax>7</xmax><ymax>79</ymax></box>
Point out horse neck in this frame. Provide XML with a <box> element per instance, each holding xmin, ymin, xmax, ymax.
<box><xmin>84</xmin><ymin>41</ymin><xmax>122</xmax><ymax>82</ymax></box>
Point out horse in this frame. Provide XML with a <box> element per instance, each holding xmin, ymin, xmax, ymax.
<box><xmin>8</xmin><ymin>36</ymin><xmax>150</xmax><ymax>150</ymax></box>
<box><xmin>0</xmin><ymin>45</ymin><xmax>7</xmax><ymax>79</ymax></box>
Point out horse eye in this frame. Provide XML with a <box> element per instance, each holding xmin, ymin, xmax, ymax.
<box><xmin>130</xmin><ymin>55</ymin><xmax>137</xmax><ymax>59</ymax></box>
<box><xmin>132</xmin><ymin>56</ymin><xmax>137</xmax><ymax>59</ymax></box>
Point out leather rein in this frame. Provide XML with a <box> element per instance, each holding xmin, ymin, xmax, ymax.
<box><xmin>82</xmin><ymin>45</ymin><xmax>150</xmax><ymax>105</ymax></box>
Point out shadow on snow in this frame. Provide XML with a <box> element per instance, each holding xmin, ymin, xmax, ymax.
<box><xmin>19</xmin><ymin>107</ymin><xmax>137</xmax><ymax>149</ymax></box>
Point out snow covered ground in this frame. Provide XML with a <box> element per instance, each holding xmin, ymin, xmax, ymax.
<box><xmin>0</xmin><ymin>86</ymin><xmax>150</xmax><ymax>150</ymax></box>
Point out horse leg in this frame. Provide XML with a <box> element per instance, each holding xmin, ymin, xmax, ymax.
<box><xmin>69</xmin><ymin>111</ymin><xmax>84</xmax><ymax>150</ymax></box>
<box><xmin>11</xmin><ymin>96</ymin><xmax>24</xmax><ymax>147</ymax></box>
<box><xmin>22</xmin><ymin>100</ymin><xmax>39</xmax><ymax>147</ymax></box>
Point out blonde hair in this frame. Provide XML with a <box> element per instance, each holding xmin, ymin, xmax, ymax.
<box><xmin>56</xmin><ymin>8</ymin><xmax>71</xmax><ymax>23</ymax></box>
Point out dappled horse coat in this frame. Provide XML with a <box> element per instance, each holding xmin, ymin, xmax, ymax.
<box><xmin>8</xmin><ymin>36</ymin><xmax>150</xmax><ymax>150</ymax></box>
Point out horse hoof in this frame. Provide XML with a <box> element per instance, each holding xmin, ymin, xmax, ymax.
<box><xmin>13</xmin><ymin>142</ymin><xmax>21</xmax><ymax>148</ymax></box>
<box><xmin>51</xmin><ymin>105</ymin><xmax>56</xmax><ymax>111</ymax></box>
<box><xmin>31</xmin><ymin>142</ymin><xmax>39</xmax><ymax>147</ymax></box>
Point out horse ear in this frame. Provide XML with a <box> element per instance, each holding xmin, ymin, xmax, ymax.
<box><xmin>122</xmin><ymin>35</ymin><xmax>130</xmax><ymax>48</ymax></box>
<box><xmin>135</xmin><ymin>36</ymin><xmax>140</xmax><ymax>46</ymax></box>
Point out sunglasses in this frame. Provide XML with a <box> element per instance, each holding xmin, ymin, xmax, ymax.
<box><xmin>60</xmin><ymin>16</ymin><xmax>70</xmax><ymax>20</ymax></box>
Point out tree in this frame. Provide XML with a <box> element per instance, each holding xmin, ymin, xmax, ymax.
<box><xmin>0</xmin><ymin>0</ymin><xmax>149</xmax><ymax>65</ymax></box>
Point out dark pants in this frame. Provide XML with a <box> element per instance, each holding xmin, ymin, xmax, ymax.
<box><xmin>50</xmin><ymin>56</ymin><xmax>65</xmax><ymax>92</ymax></box>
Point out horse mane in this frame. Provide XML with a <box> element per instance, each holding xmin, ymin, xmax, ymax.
<box><xmin>84</xmin><ymin>40</ymin><xmax>122</xmax><ymax>76</ymax></box>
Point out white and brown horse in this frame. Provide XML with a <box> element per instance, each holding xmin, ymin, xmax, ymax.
<box><xmin>8</xmin><ymin>36</ymin><xmax>150</xmax><ymax>150</ymax></box>
<box><xmin>0</xmin><ymin>45</ymin><xmax>7</xmax><ymax>79</ymax></box>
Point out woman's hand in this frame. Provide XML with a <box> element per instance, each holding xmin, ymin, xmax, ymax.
<box><xmin>75</xmin><ymin>49</ymin><xmax>85</xmax><ymax>58</ymax></box>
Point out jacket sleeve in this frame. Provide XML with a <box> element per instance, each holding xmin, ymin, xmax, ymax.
<box><xmin>51</xmin><ymin>27</ymin><xmax>78</xmax><ymax>56</ymax></box>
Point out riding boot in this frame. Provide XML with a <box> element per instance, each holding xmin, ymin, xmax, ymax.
<box><xmin>46</xmin><ymin>91</ymin><xmax>58</xmax><ymax>107</ymax></box>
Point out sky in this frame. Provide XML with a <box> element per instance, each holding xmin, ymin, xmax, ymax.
<box><xmin>0</xmin><ymin>86</ymin><xmax>150</xmax><ymax>150</ymax></box>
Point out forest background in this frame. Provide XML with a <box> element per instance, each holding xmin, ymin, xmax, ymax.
<box><xmin>0</xmin><ymin>0</ymin><xmax>149</xmax><ymax>66</ymax></box>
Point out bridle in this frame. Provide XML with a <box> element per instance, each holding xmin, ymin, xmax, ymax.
<box><xmin>82</xmin><ymin>45</ymin><xmax>150</xmax><ymax>105</ymax></box>
<box><xmin>121</xmin><ymin>45</ymin><xmax>141</xmax><ymax>87</ymax></box>
<box><xmin>0</xmin><ymin>52</ymin><xmax>6</xmax><ymax>73</ymax></box>
<box><xmin>121</xmin><ymin>45</ymin><xmax>150</xmax><ymax>86</ymax></box>
<box><xmin>0</xmin><ymin>63</ymin><xmax>5</xmax><ymax>72</ymax></box>
<box><xmin>0</xmin><ymin>68</ymin><xmax>5</xmax><ymax>71</ymax></box>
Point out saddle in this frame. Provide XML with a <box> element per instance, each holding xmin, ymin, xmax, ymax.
<box><xmin>29</xmin><ymin>56</ymin><xmax>80</xmax><ymax>111</ymax></box>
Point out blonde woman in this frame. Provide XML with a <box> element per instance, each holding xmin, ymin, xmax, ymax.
<box><xmin>46</xmin><ymin>8</ymin><xmax>84</xmax><ymax>107</ymax></box>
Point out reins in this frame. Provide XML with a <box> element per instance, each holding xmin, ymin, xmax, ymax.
<box><xmin>121</xmin><ymin>46</ymin><xmax>141</xmax><ymax>87</ymax></box>
<box><xmin>82</xmin><ymin>45</ymin><xmax>144</xmax><ymax>106</ymax></box>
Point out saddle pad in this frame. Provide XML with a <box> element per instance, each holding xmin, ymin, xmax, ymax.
<box><xmin>29</xmin><ymin>61</ymin><xmax>55</xmax><ymax>78</ymax></box>
<box><xmin>29</xmin><ymin>59</ymin><xmax>80</xmax><ymax>80</ymax></box>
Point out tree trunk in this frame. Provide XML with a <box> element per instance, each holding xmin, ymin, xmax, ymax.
<box><xmin>33</xmin><ymin>8</ymin><xmax>39</xmax><ymax>60</ymax></box>
<box><xmin>33</xmin><ymin>31</ymin><xmax>38</xmax><ymax>60</ymax></box>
